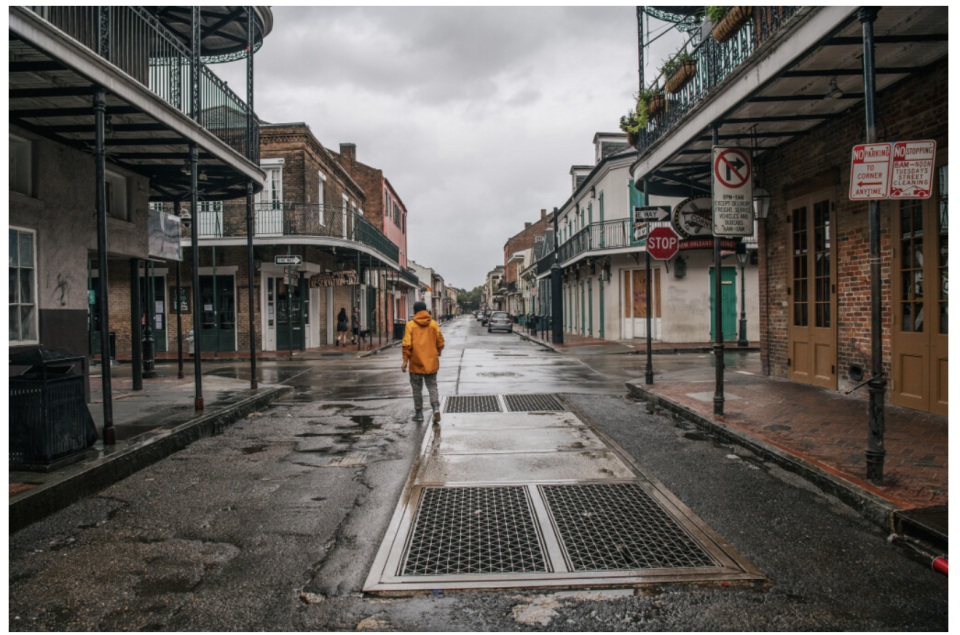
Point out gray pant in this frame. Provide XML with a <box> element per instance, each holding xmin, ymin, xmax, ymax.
<box><xmin>409</xmin><ymin>372</ymin><xmax>440</xmax><ymax>411</ymax></box>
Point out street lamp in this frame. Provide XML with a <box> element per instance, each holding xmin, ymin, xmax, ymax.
<box><xmin>736</xmin><ymin>243</ymin><xmax>749</xmax><ymax>347</ymax></box>
<box><xmin>753</xmin><ymin>186</ymin><xmax>771</xmax><ymax>220</ymax></box>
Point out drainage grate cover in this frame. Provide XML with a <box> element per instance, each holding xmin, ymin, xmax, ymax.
<box><xmin>540</xmin><ymin>483</ymin><xmax>718</xmax><ymax>571</ymax></box>
<box><xmin>443</xmin><ymin>395</ymin><xmax>502</xmax><ymax>413</ymax></box>
<box><xmin>503</xmin><ymin>394</ymin><xmax>565</xmax><ymax>412</ymax></box>
<box><xmin>401</xmin><ymin>487</ymin><xmax>549</xmax><ymax>575</ymax></box>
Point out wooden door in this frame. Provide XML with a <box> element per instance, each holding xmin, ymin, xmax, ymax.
<box><xmin>891</xmin><ymin>153</ymin><xmax>948</xmax><ymax>415</ymax></box>
<box><xmin>787</xmin><ymin>191</ymin><xmax>837</xmax><ymax>389</ymax></box>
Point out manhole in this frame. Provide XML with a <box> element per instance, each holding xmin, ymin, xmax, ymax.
<box><xmin>443</xmin><ymin>395</ymin><xmax>502</xmax><ymax>413</ymax></box>
<box><xmin>503</xmin><ymin>394</ymin><xmax>565</xmax><ymax>412</ymax></box>
<box><xmin>401</xmin><ymin>487</ymin><xmax>549</xmax><ymax>575</ymax></box>
<box><xmin>540</xmin><ymin>483</ymin><xmax>717</xmax><ymax>571</ymax></box>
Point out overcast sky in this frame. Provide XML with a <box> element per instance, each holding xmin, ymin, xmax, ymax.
<box><xmin>215</xmin><ymin>6</ymin><xmax>685</xmax><ymax>290</ymax></box>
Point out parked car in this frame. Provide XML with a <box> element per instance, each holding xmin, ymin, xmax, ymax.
<box><xmin>488</xmin><ymin>311</ymin><xmax>513</xmax><ymax>333</ymax></box>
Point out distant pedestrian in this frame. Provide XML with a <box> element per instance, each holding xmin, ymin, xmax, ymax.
<box><xmin>336</xmin><ymin>308</ymin><xmax>348</xmax><ymax>346</ymax></box>
<box><xmin>401</xmin><ymin>301</ymin><xmax>445</xmax><ymax>423</ymax></box>
<box><xmin>351</xmin><ymin>307</ymin><xmax>360</xmax><ymax>345</ymax></box>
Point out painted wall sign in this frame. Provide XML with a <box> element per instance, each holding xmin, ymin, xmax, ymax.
<box><xmin>712</xmin><ymin>147</ymin><xmax>754</xmax><ymax>237</ymax></box>
<box><xmin>849</xmin><ymin>143</ymin><xmax>892</xmax><ymax>200</ymax></box>
<box><xmin>890</xmin><ymin>140</ymin><xmax>936</xmax><ymax>199</ymax></box>
<box><xmin>170</xmin><ymin>286</ymin><xmax>190</xmax><ymax>313</ymax></box>
<box><xmin>309</xmin><ymin>270</ymin><xmax>359</xmax><ymax>288</ymax></box>
<box><xmin>671</xmin><ymin>196</ymin><xmax>713</xmax><ymax>238</ymax></box>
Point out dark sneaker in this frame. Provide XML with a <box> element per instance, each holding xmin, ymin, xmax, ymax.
<box><xmin>432</xmin><ymin>409</ymin><xmax>441</xmax><ymax>424</ymax></box>
<box><xmin>413</xmin><ymin>410</ymin><xmax>424</xmax><ymax>422</ymax></box>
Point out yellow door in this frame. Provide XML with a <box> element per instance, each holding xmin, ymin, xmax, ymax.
<box><xmin>787</xmin><ymin>191</ymin><xmax>837</xmax><ymax>389</ymax></box>
<box><xmin>891</xmin><ymin>152</ymin><xmax>948</xmax><ymax>415</ymax></box>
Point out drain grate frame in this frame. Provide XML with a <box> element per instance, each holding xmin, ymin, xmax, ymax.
<box><xmin>400</xmin><ymin>486</ymin><xmax>550</xmax><ymax>576</ymax></box>
<box><xmin>539</xmin><ymin>483</ymin><xmax>719</xmax><ymax>571</ymax></box>
<box><xmin>503</xmin><ymin>393</ymin><xmax>566</xmax><ymax>412</ymax></box>
<box><xmin>443</xmin><ymin>395</ymin><xmax>502</xmax><ymax>413</ymax></box>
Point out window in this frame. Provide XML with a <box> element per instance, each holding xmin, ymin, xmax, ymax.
<box><xmin>393</xmin><ymin>201</ymin><xmax>401</xmax><ymax>226</ymax></box>
<box><xmin>9</xmin><ymin>228</ymin><xmax>37</xmax><ymax>343</ymax></box>
<box><xmin>318</xmin><ymin>171</ymin><xmax>326</xmax><ymax>225</ymax></box>
<box><xmin>257</xmin><ymin>159</ymin><xmax>283</xmax><ymax>209</ymax></box>
<box><xmin>105</xmin><ymin>170</ymin><xmax>128</xmax><ymax>221</ymax></box>
<box><xmin>402</xmin><ymin>212</ymin><xmax>406</xmax><ymax>234</ymax></box>
<box><xmin>10</xmin><ymin>135</ymin><xmax>32</xmax><ymax>197</ymax></box>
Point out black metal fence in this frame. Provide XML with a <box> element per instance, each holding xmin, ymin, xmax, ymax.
<box><xmin>26</xmin><ymin>6</ymin><xmax>258</xmax><ymax>163</ymax></box>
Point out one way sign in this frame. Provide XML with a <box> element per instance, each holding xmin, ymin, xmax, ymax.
<box><xmin>634</xmin><ymin>206</ymin><xmax>671</xmax><ymax>223</ymax></box>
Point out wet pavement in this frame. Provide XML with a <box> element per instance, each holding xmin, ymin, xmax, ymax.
<box><xmin>8</xmin><ymin>317</ymin><xmax>947</xmax><ymax>631</ymax></box>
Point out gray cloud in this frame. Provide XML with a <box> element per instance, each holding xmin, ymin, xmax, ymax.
<box><xmin>214</xmin><ymin>7</ymin><xmax>686</xmax><ymax>289</ymax></box>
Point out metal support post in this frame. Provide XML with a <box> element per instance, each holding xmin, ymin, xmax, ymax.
<box><xmin>551</xmin><ymin>207</ymin><xmax>564</xmax><ymax>344</ymax></box>
<box><xmin>286</xmin><ymin>245</ymin><xmax>294</xmax><ymax>358</ymax></box>
<box><xmin>190</xmin><ymin>143</ymin><xmax>203</xmax><ymax>410</ymax></box>
<box><xmin>712</xmin><ymin>125</ymin><xmax>725</xmax><ymax>416</ymax></box>
<box><xmin>94</xmin><ymin>86</ymin><xmax>115</xmax><ymax>444</ymax></box>
<box><xmin>246</xmin><ymin>181</ymin><xmax>257</xmax><ymax>389</ymax></box>
<box><xmin>212</xmin><ymin>246</ymin><xmax>219</xmax><ymax>358</ymax></box>
<box><xmin>299</xmin><ymin>270</ymin><xmax>306</xmax><ymax>352</ymax></box>
<box><xmin>176</xmin><ymin>254</ymin><xmax>184</xmax><ymax>379</ymax></box>
<box><xmin>859</xmin><ymin>7</ymin><xmax>886</xmax><ymax>481</ymax></box>
<box><xmin>143</xmin><ymin>261</ymin><xmax>157</xmax><ymax>378</ymax></box>
<box><xmin>130</xmin><ymin>259</ymin><xmax>143</xmax><ymax>391</ymax></box>
<box><xmin>246</xmin><ymin>6</ymin><xmax>255</xmax><ymax>160</ymax></box>
<box><xmin>644</xmin><ymin>177</ymin><xmax>654</xmax><ymax>385</ymax></box>
<box><xmin>357</xmin><ymin>251</ymin><xmax>362</xmax><ymax>352</ymax></box>
<box><xmin>738</xmin><ymin>257</ymin><xmax>749</xmax><ymax>347</ymax></box>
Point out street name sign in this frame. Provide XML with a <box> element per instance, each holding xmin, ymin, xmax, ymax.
<box><xmin>633</xmin><ymin>205</ymin><xmax>672</xmax><ymax>223</ymax></box>
<box><xmin>275</xmin><ymin>255</ymin><xmax>302</xmax><ymax>266</ymax></box>
<box><xmin>849</xmin><ymin>143</ymin><xmax>892</xmax><ymax>200</ymax></box>
<box><xmin>646</xmin><ymin>226</ymin><xmax>680</xmax><ymax>260</ymax></box>
<box><xmin>712</xmin><ymin>147</ymin><xmax>754</xmax><ymax>237</ymax></box>
<box><xmin>890</xmin><ymin>140</ymin><xmax>936</xmax><ymax>199</ymax></box>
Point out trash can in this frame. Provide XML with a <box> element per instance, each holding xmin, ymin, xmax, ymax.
<box><xmin>393</xmin><ymin>321</ymin><xmax>407</xmax><ymax>340</ymax></box>
<box><xmin>9</xmin><ymin>347</ymin><xmax>99</xmax><ymax>471</ymax></box>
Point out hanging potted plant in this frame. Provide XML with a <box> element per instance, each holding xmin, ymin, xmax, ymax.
<box><xmin>663</xmin><ymin>50</ymin><xmax>697</xmax><ymax>94</ymax></box>
<box><xmin>708</xmin><ymin>6</ymin><xmax>753</xmax><ymax>44</ymax></box>
<box><xmin>647</xmin><ymin>88</ymin><xmax>666</xmax><ymax>118</ymax></box>
<box><xmin>619</xmin><ymin>89</ymin><xmax>653</xmax><ymax>147</ymax></box>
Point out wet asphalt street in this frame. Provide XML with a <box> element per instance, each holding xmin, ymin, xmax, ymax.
<box><xmin>8</xmin><ymin>317</ymin><xmax>947</xmax><ymax>631</ymax></box>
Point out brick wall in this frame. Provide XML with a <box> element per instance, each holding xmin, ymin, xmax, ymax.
<box><xmin>503</xmin><ymin>210</ymin><xmax>554</xmax><ymax>284</ymax></box>
<box><xmin>758</xmin><ymin>58</ymin><xmax>947</xmax><ymax>396</ymax></box>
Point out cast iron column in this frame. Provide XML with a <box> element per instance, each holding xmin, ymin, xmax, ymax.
<box><xmin>644</xmin><ymin>177</ymin><xmax>654</xmax><ymax>385</ymax></box>
<box><xmin>551</xmin><ymin>207</ymin><xmax>563</xmax><ymax>344</ymax></box>
<box><xmin>712</xmin><ymin>125</ymin><xmax>725</xmax><ymax>416</ymax></box>
<box><xmin>738</xmin><ymin>251</ymin><xmax>748</xmax><ymax>347</ymax></box>
<box><xmin>94</xmin><ymin>85</ymin><xmax>115</xmax><ymax>444</ymax></box>
<box><xmin>142</xmin><ymin>261</ymin><xmax>157</xmax><ymax>378</ymax></box>
<box><xmin>859</xmin><ymin>7</ymin><xmax>886</xmax><ymax>481</ymax></box>
<box><xmin>246</xmin><ymin>181</ymin><xmax>258</xmax><ymax>388</ymax></box>
<box><xmin>357</xmin><ymin>251</ymin><xmax>362</xmax><ymax>352</ymax></box>
<box><xmin>130</xmin><ymin>258</ymin><xmax>142</xmax><ymax>391</ymax></box>
<box><xmin>190</xmin><ymin>144</ymin><xmax>203</xmax><ymax>410</ymax></box>
<box><xmin>176</xmin><ymin>252</ymin><xmax>184</xmax><ymax>380</ymax></box>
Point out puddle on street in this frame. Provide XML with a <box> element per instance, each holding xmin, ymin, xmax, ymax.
<box><xmin>242</xmin><ymin>444</ymin><xmax>268</xmax><ymax>454</ymax></box>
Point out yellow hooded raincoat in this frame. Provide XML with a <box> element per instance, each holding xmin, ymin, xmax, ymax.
<box><xmin>402</xmin><ymin>311</ymin><xmax>445</xmax><ymax>374</ymax></box>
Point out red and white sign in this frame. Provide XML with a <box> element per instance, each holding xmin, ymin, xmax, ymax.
<box><xmin>712</xmin><ymin>147</ymin><xmax>754</xmax><ymax>237</ymax></box>
<box><xmin>849</xmin><ymin>143</ymin><xmax>891</xmax><ymax>200</ymax></box>
<box><xmin>646</xmin><ymin>226</ymin><xmax>680</xmax><ymax>260</ymax></box>
<box><xmin>890</xmin><ymin>140</ymin><xmax>936</xmax><ymax>199</ymax></box>
<box><xmin>679</xmin><ymin>238</ymin><xmax>739</xmax><ymax>251</ymax></box>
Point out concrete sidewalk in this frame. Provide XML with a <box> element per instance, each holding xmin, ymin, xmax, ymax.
<box><xmin>9</xmin><ymin>362</ymin><xmax>296</xmax><ymax>532</ymax></box>
<box><xmin>623</xmin><ymin>360</ymin><xmax>947</xmax><ymax>530</ymax></box>
<box><xmin>515</xmin><ymin>329</ymin><xmax>760</xmax><ymax>355</ymax></box>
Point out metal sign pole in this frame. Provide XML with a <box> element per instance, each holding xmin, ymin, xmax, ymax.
<box><xmin>93</xmin><ymin>83</ymin><xmax>115</xmax><ymax>443</ymax></box>
<box><xmin>643</xmin><ymin>177</ymin><xmax>654</xmax><ymax>385</ymax></box>
<box><xmin>287</xmin><ymin>244</ymin><xmax>293</xmax><ymax>358</ymax></box>
<box><xmin>176</xmin><ymin>248</ymin><xmax>184</xmax><ymax>380</ymax></box>
<box><xmin>712</xmin><ymin>126</ymin><xmax>725</xmax><ymax>416</ymax></box>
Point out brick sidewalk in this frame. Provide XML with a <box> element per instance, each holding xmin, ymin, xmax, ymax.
<box><xmin>632</xmin><ymin>361</ymin><xmax>947</xmax><ymax>510</ymax></box>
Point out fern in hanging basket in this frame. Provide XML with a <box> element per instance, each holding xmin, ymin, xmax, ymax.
<box><xmin>663</xmin><ymin>50</ymin><xmax>697</xmax><ymax>94</ymax></box>
<box><xmin>709</xmin><ymin>6</ymin><xmax>753</xmax><ymax>44</ymax></box>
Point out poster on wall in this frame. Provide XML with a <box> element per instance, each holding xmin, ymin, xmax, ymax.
<box><xmin>169</xmin><ymin>286</ymin><xmax>190</xmax><ymax>313</ymax></box>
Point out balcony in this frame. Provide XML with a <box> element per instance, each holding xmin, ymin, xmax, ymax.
<box><xmin>635</xmin><ymin>7</ymin><xmax>801</xmax><ymax>159</ymax></box>
<box><xmin>535</xmin><ymin>250</ymin><xmax>556</xmax><ymax>277</ymax></box>
<box><xmin>557</xmin><ymin>218</ymin><xmax>642</xmax><ymax>265</ymax></box>
<box><xmin>23</xmin><ymin>6</ymin><xmax>259</xmax><ymax>164</ymax></box>
<box><xmin>187</xmin><ymin>202</ymin><xmax>400</xmax><ymax>265</ymax></box>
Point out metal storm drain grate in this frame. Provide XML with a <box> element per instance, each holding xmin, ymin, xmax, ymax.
<box><xmin>443</xmin><ymin>395</ymin><xmax>502</xmax><ymax>413</ymax></box>
<box><xmin>401</xmin><ymin>487</ymin><xmax>549</xmax><ymax>575</ymax></box>
<box><xmin>540</xmin><ymin>483</ymin><xmax>718</xmax><ymax>571</ymax></box>
<box><xmin>503</xmin><ymin>394</ymin><xmax>565</xmax><ymax>412</ymax></box>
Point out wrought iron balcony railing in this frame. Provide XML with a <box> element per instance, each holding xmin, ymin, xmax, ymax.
<box><xmin>187</xmin><ymin>202</ymin><xmax>400</xmax><ymax>264</ymax></box>
<box><xmin>557</xmin><ymin>218</ymin><xmax>636</xmax><ymax>264</ymax></box>
<box><xmin>26</xmin><ymin>6</ymin><xmax>259</xmax><ymax>164</ymax></box>
<box><xmin>535</xmin><ymin>249</ymin><xmax>556</xmax><ymax>276</ymax></box>
<box><xmin>635</xmin><ymin>7</ymin><xmax>801</xmax><ymax>158</ymax></box>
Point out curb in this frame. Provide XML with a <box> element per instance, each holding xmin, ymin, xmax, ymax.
<box><xmin>10</xmin><ymin>384</ymin><xmax>293</xmax><ymax>534</ymax></box>
<box><xmin>624</xmin><ymin>380</ymin><xmax>901</xmax><ymax>531</ymax></box>
<box><xmin>514</xmin><ymin>331</ymin><xmax>559</xmax><ymax>352</ymax></box>
<box><xmin>359</xmin><ymin>340</ymin><xmax>402</xmax><ymax>358</ymax></box>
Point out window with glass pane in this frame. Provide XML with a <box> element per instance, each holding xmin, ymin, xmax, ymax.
<box><xmin>813</xmin><ymin>200</ymin><xmax>831</xmax><ymax>328</ymax></box>
<box><xmin>792</xmin><ymin>208</ymin><xmax>808</xmax><ymax>327</ymax></box>
<box><xmin>9</xmin><ymin>228</ymin><xmax>37</xmax><ymax>342</ymax></box>
<box><xmin>938</xmin><ymin>164</ymin><xmax>948</xmax><ymax>334</ymax></box>
<box><xmin>900</xmin><ymin>199</ymin><xmax>924</xmax><ymax>332</ymax></box>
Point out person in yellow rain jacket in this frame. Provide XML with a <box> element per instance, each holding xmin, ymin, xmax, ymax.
<box><xmin>401</xmin><ymin>301</ymin><xmax>445</xmax><ymax>423</ymax></box>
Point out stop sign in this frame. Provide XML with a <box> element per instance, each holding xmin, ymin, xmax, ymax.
<box><xmin>646</xmin><ymin>226</ymin><xmax>680</xmax><ymax>260</ymax></box>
